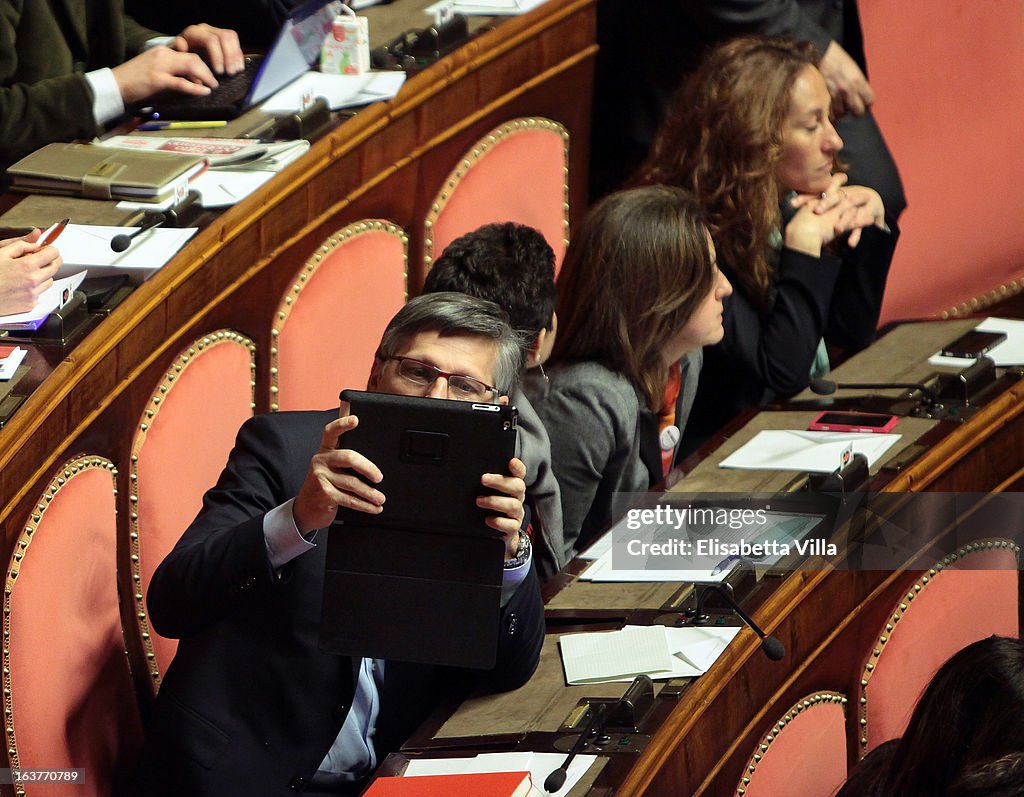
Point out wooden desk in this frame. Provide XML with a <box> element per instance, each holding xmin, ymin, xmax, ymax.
<box><xmin>413</xmin><ymin>319</ymin><xmax>1024</xmax><ymax>796</ymax></box>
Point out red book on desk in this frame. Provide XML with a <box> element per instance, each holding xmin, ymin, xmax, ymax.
<box><xmin>364</xmin><ymin>771</ymin><xmax>535</xmax><ymax>796</ymax></box>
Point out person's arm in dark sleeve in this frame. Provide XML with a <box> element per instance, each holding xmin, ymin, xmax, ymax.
<box><xmin>692</xmin><ymin>0</ymin><xmax>833</xmax><ymax>55</ymax></box>
<box><xmin>826</xmin><ymin>221</ymin><xmax>899</xmax><ymax>352</ymax></box>
<box><xmin>720</xmin><ymin>249</ymin><xmax>842</xmax><ymax>400</ymax></box>
<box><xmin>486</xmin><ymin>562</ymin><xmax>545</xmax><ymax>691</ymax></box>
<box><xmin>147</xmin><ymin>413</ymin><xmax>314</xmax><ymax>639</ymax></box>
<box><xmin>0</xmin><ymin>8</ymin><xmax>99</xmax><ymax>167</ymax></box>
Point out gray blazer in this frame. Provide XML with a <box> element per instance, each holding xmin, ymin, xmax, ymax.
<box><xmin>512</xmin><ymin>385</ymin><xmax>566</xmax><ymax>580</ymax></box>
<box><xmin>530</xmin><ymin>350</ymin><xmax>702</xmax><ymax>557</ymax></box>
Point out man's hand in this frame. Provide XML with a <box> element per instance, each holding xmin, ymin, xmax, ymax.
<box><xmin>0</xmin><ymin>233</ymin><xmax>62</xmax><ymax>315</ymax></box>
<box><xmin>819</xmin><ymin>41</ymin><xmax>875</xmax><ymax>118</ymax></box>
<box><xmin>172</xmin><ymin>24</ymin><xmax>245</xmax><ymax>75</ymax></box>
<box><xmin>111</xmin><ymin>47</ymin><xmax>218</xmax><ymax>105</ymax></box>
<box><xmin>292</xmin><ymin>415</ymin><xmax>385</xmax><ymax>534</ymax></box>
<box><xmin>478</xmin><ymin>458</ymin><xmax>527</xmax><ymax>560</ymax></box>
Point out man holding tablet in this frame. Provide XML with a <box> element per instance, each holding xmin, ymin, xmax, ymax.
<box><xmin>131</xmin><ymin>293</ymin><xmax>543</xmax><ymax>796</ymax></box>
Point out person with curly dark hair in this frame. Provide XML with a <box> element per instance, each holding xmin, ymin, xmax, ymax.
<box><xmin>636</xmin><ymin>35</ymin><xmax>898</xmax><ymax>454</ymax></box>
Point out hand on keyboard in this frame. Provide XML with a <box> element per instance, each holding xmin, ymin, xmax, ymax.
<box><xmin>112</xmin><ymin>47</ymin><xmax>220</xmax><ymax>105</ymax></box>
<box><xmin>172</xmin><ymin>24</ymin><xmax>245</xmax><ymax>76</ymax></box>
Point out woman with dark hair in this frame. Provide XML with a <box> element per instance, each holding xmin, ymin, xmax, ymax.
<box><xmin>530</xmin><ymin>185</ymin><xmax>732</xmax><ymax>553</ymax></box>
<box><xmin>838</xmin><ymin>636</ymin><xmax>1024</xmax><ymax>797</ymax></box>
<box><xmin>637</xmin><ymin>35</ymin><xmax>898</xmax><ymax>454</ymax></box>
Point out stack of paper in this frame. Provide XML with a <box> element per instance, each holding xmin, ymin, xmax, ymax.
<box><xmin>51</xmin><ymin>224</ymin><xmax>197</xmax><ymax>284</ymax></box>
<box><xmin>98</xmin><ymin>136</ymin><xmax>309</xmax><ymax>170</ymax></box>
<box><xmin>559</xmin><ymin>624</ymin><xmax>740</xmax><ymax>685</ymax></box>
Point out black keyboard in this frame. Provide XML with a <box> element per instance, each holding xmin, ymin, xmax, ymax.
<box><xmin>140</xmin><ymin>55</ymin><xmax>264</xmax><ymax>121</ymax></box>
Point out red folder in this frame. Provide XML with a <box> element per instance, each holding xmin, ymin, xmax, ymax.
<box><xmin>363</xmin><ymin>771</ymin><xmax>534</xmax><ymax>796</ymax></box>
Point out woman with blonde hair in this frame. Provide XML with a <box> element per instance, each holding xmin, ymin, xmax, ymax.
<box><xmin>637</xmin><ymin>35</ymin><xmax>898</xmax><ymax>453</ymax></box>
<box><xmin>530</xmin><ymin>185</ymin><xmax>731</xmax><ymax>554</ymax></box>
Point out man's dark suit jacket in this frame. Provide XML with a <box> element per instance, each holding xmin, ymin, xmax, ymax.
<box><xmin>132</xmin><ymin>410</ymin><xmax>545</xmax><ymax>796</ymax></box>
<box><xmin>0</xmin><ymin>1</ymin><xmax>159</xmax><ymax>172</ymax></box>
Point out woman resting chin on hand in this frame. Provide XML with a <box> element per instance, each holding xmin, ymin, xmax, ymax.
<box><xmin>636</xmin><ymin>35</ymin><xmax>898</xmax><ymax>456</ymax></box>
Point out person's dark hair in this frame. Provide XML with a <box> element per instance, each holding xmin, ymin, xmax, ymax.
<box><xmin>861</xmin><ymin>636</ymin><xmax>1024</xmax><ymax>797</ymax></box>
<box><xmin>635</xmin><ymin>35</ymin><xmax>819</xmax><ymax>307</ymax></box>
<box><xmin>424</xmin><ymin>222</ymin><xmax>556</xmax><ymax>346</ymax></box>
<box><xmin>376</xmin><ymin>292</ymin><xmax>525</xmax><ymax>395</ymax></box>
<box><xmin>548</xmin><ymin>185</ymin><xmax>714</xmax><ymax>411</ymax></box>
<box><xmin>947</xmin><ymin>753</ymin><xmax>1024</xmax><ymax>797</ymax></box>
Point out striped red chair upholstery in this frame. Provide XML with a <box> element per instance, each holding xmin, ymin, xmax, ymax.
<box><xmin>858</xmin><ymin>539</ymin><xmax>1020</xmax><ymax>756</ymax></box>
<box><xmin>737</xmin><ymin>692</ymin><xmax>848</xmax><ymax>797</ymax></box>
<box><xmin>272</xmin><ymin>220</ymin><xmax>408</xmax><ymax>412</ymax></box>
<box><xmin>424</xmin><ymin>118</ymin><xmax>569</xmax><ymax>274</ymax></box>
<box><xmin>3</xmin><ymin>457</ymin><xmax>142</xmax><ymax>796</ymax></box>
<box><xmin>130</xmin><ymin>331</ymin><xmax>255</xmax><ymax>690</ymax></box>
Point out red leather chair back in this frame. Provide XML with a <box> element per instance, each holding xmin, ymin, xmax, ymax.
<box><xmin>737</xmin><ymin>692</ymin><xmax>848</xmax><ymax>797</ymax></box>
<box><xmin>272</xmin><ymin>221</ymin><xmax>407</xmax><ymax>411</ymax></box>
<box><xmin>858</xmin><ymin>540</ymin><xmax>1020</xmax><ymax>755</ymax></box>
<box><xmin>3</xmin><ymin>457</ymin><xmax>142</xmax><ymax>796</ymax></box>
<box><xmin>424</xmin><ymin>118</ymin><xmax>569</xmax><ymax>274</ymax></box>
<box><xmin>131</xmin><ymin>331</ymin><xmax>255</xmax><ymax>689</ymax></box>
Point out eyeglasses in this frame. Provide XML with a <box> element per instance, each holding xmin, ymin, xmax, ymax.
<box><xmin>379</xmin><ymin>356</ymin><xmax>499</xmax><ymax>401</ymax></box>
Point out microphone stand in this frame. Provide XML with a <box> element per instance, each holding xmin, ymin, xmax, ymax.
<box><xmin>687</xmin><ymin>584</ymin><xmax>785</xmax><ymax>661</ymax></box>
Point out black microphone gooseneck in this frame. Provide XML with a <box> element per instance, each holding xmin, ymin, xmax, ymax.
<box><xmin>693</xmin><ymin>585</ymin><xmax>785</xmax><ymax>662</ymax></box>
<box><xmin>809</xmin><ymin>377</ymin><xmax>939</xmax><ymax>407</ymax></box>
<box><xmin>110</xmin><ymin>212</ymin><xmax>166</xmax><ymax>253</ymax></box>
<box><xmin>543</xmin><ymin>702</ymin><xmax>608</xmax><ymax>793</ymax></box>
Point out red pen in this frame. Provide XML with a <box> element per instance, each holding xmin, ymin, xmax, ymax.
<box><xmin>39</xmin><ymin>217</ymin><xmax>69</xmax><ymax>246</ymax></box>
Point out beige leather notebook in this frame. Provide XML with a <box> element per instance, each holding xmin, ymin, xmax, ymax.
<box><xmin>7</xmin><ymin>143</ymin><xmax>205</xmax><ymax>203</ymax></box>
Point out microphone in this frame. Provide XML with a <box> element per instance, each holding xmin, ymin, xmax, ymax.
<box><xmin>809</xmin><ymin>377</ymin><xmax>938</xmax><ymax>406</ymax></box>
<box><xmin>110</xmin><ymin>212</ymin><xmax>166</xmax><ymax>252</ymax></box>
<box><xmin>693</xmin><ymin>585</ymin><xmax>785</xmax><ymax>661</ymax></box>
<box><xmin>544</xmin><ymin>702</ymin><xmax>607</xmax><ymax>793</ymax></box>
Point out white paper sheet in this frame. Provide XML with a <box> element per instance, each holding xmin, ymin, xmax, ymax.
<box><xmin>606</xmin><ymin>626</ymin><xmax>742</xmax><ymax>681</ymax></box>
<box><xmin>0</xmin><ymin>347</ymin><xmax>27</xmax><ymax>380</ymax></box>
<box><xmin>0</xmin><ymin>271</ymin><xmax>86</xmax><ymax>327</ymax></box>
<box><xmin>425</xmin><ymin>0</ymin><xmax>548</xmax><ymax>15</ymax></box>
<box><xmin>404</xmin><ymin>752</ymin><xmax>596</xmax><ymax>797</ymax></box>
<box><xmin>928</xmin><ymin>317</ymin><xmax>1024</xmax><ymax>367</ymax></box>
<box><xmin>259</xmin><ymin>70</ymin><xmax>406</xmax><ymax>113</ymax></box>
<box><xmin>577</xmin><ymin>549</ymin><xmax>730</xmax><ymax>584</ymax></box>
<box><xmin>559</xmin><ymin>625</ymin><xmax>675</xmax><ymax>684</ymax></box>
<box><xmin>718</xmin><ymin>430</ymin><xmax>900</xmax><ymax>472</ymax></box>
<box><xmin>52</xmin><ymin>224</ymin><xmax>198</xmax><ymax>284</ymax></box>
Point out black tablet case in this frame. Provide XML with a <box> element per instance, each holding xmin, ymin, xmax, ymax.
<box><xmin>319</xmin><ymin>390</ymin><xmax>518</xmax><ymax>669</ymax></box>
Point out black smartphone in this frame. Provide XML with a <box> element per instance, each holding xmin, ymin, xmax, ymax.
<box><xmin>940</xmin><ymin>330</ymin><xmax>1007</xmax><ymax>359</ymax></box>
